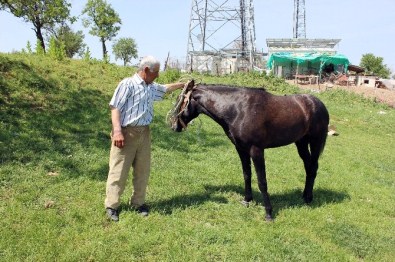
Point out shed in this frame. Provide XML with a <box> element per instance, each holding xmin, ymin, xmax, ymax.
<box><xmin>266</xmin><ymin>52</ymin><xmax>350</xmax><ymax>80</ymax></box>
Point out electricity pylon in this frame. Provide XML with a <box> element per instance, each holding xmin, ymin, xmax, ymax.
<box><xmin>186</xmin><ymin>0</ymin><xmax>259</xmax><ymax>73</ymax></box>
<box><xmin>293</xmin><ymin>0</ymin><xmax>306</xmax><ymax>38</ymax></box>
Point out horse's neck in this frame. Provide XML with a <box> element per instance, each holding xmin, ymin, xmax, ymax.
<box><xmin>197</xmin><ymin>87</ymin><xmax>233</xmax><ymax>126</ymax></box>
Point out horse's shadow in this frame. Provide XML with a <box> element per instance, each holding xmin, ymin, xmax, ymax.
<box><xmin>138</xmin><ymin>185</ymin><xmax>349</xmax><ymax>218</ymax></box>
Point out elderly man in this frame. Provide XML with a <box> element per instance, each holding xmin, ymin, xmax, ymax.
<box><xmin>105</xmin><ymin>56</ymin><xmax>184</xmax><ymax>222</ymax></box>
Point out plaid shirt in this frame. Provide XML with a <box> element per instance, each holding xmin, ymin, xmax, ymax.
<box><xmin>109</xmin><ymin>73</ymin><xmax>166</xmax><ymax>127</ymax></box>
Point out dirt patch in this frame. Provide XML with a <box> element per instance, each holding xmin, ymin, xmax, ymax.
<box><xmin>287</xmin><ymin>80</ymin><xmax>395</xmax><ymax>108</ymax></box>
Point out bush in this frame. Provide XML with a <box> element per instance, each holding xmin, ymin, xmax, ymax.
<box><xmin>157</xmin><ymin>68</ymin><xmax>181</xmax><ymax>83</ymax></box>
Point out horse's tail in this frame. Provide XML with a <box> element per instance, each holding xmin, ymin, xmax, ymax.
<box><xmin>311</xmin><ymin>97</ymin><xmax>330</xmax><ymax>159</ymax></box>
<box><xmin>317</xmin><ymin>129</ymin><xmax>328</xmax><ymax>158</ymax></box>
<box><xmin>319</xmin><ymin>104</ymin><xmax>330</xmax><ymax>158</ymax></box>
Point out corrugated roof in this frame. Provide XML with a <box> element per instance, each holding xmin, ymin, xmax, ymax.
<box><xmin>348</xmin><ymin>64</ymin><xmax>365</xmax><ymax>73</ymax></box>
<box><xmin>266</xmin><ymin>38</ymin><xmax>341</xmax><ymax>49</ymax></box>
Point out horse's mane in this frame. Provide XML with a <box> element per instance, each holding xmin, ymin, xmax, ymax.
<box><xmin>197</xmin><ymin>84</ymin><xmax>267</xmax><ymax>93</ymax></box>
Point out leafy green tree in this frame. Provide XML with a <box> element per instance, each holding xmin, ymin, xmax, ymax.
<box><xmin>54</xmin><ymin>25</ymin><xmax>85</xmax><ymax>58</ymax></box>
<box><xmin>0</xmin><ymin>0</ymin><xmax>72</xmax><ymax>53</ymax></box>
<box><xmin>35</xmin><ymin>39</ymin><xmax>45</xmax><ymax>55</ymax></box>
<box><xmin>26</xmin><ymin>41</ymin><xmax>33</xmax><ymax>54</ymax></box>
<box><xmin>83</xmin><ymin>47</ymin><xmax>92</xmax><ymax>61</ymax></box>
<box><xmin>82</xmin><ymin>0</ymin><xmax>121</xmax><ymax>60</ymax></box>
<box><xmin>360</xmin><ymin>53</ymin><xmax>391</xmax><ymax>79</ymax></box>
<box><xmin>112</xmin><ymin>37</ymin><xmax>138</xmax><ymax>66</ymax></box>
<box><xmin>47</xmin><ymin>37</ymin><xmax>58</xmax><ymax>58</ymax></box>
<box><xmin>47</xmin><ymin>36</ymin><xmax>66</xmax><ymax>61</ymax></box>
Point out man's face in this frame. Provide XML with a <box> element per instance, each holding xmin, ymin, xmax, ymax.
<box><xmin>144</xmin><ymin>64</ymin><xmax>160</xmax><ymax>84</ymax></box>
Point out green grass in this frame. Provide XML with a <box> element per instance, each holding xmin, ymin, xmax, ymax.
<box><xmin>1</xmin><ymin>53</ymin><xmax>394</xmax><ymax>261</ymax></box>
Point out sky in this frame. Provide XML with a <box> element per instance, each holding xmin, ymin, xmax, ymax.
<box><xmin>0</xmin><ymin>0</ymin><xmax>394</xmax><ymax>72</ymax></box>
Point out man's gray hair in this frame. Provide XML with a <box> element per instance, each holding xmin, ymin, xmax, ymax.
<box><xmin>139</xmin><ymin>56</ymin><xmax>160</xmax><ymax>71</ymax></box>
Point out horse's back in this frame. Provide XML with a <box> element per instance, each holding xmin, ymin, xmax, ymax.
<box><xmin>276</xmin><ymin>93</ymin><xmax>329</xmax><ymax>135</ymax></box>
<box><xmin>236</xmin><ymin>89</ymin><xmax>329</xmax><ymax>148</ymax></box>
<box><xmin>196</xmin><ymin>85</ymin><xmax>329</xmax><ymax>148</ymax></box>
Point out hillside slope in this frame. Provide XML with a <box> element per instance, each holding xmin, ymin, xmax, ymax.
<box><xmin>0</xmin><ymin>54</ymin><xmax>135</xmax><ymax>166</ymax></box>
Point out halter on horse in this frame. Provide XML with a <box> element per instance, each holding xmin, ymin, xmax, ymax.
<box><xmin>167</xmin><ymin>79</ymin><xmax>195</xmax><ymax>130</ymax></box>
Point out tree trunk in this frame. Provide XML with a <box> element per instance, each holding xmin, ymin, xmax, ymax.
<box><xmin>34</xmin><ymin>23</ymin><xmax>46</xmax><ymax>53</ymax></box>
<box><xmin>101</xmin><ymin>37</ymin><xmax>107</xmax><ymax>59</ymax></box>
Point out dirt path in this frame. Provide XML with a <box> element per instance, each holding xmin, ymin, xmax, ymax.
<box><xmin>287</xmin><ymin>81</ymin><xmax>395</xmax><ymax>108</ymax></box>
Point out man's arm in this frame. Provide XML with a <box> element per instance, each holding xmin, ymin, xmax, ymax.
<box><xmin>164</xmin><ymin>82</ymin><xmax>184</xmax><ymax>93</ymax></box>
<box><xmin>110</xmin><ymin>106</ymin><xmax>124</xmax><ymax>148</ymax></box>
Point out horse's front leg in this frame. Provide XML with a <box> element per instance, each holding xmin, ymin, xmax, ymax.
<box><xmin>250</xmin><ymin>147</ymin><xmax>273</xmax><ymax>221</ymax></box>
<box><xmin>236</xmin><ymin>148</ymin><xmax>253</xmax><ymax>206</ymax></box>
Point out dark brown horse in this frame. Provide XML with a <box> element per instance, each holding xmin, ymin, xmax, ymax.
<box><xmin>171</xmin><ymin>80</ymin><xmax>329</xmax><ymax>221</ymax></box>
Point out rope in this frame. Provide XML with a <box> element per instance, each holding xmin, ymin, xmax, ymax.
<box><xmin>166</xmin><ymin>78</ymin><xmax>195</xmax><ymax>127</ymax></box>
<box><xmin>166</xmin><ymin>77</ymin><xmax>206</xmax><ymax>145</ymax></box>
<box><xmin>166</xmin><ymin>77</ymin><xmax>205</xmax><ymax>134</ymax></box>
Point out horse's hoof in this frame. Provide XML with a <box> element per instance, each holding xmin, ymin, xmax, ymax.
<box><xmin>303</xmin><ymin>192</ymin><xmax>313</xmax><ymax>204</ymax></box>
<box><xmin>303</xmin><ymin>195</ymin><xmax>313</xmax><ymax>204</ymax></box>
<box><xmin>241</xmin><ymin>200</ymin><xmax>250</xmax><ymax>207</ymax></box>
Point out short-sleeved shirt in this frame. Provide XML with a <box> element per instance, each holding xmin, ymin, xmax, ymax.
<box><xmin>109</xmin><ymin>73</ymin><xmax>167</xmax><ymax>127</ymax></box>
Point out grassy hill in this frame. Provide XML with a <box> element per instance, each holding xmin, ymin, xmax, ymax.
<box><xmin>0</xmin><ymin>53</ymin><xmax>394</xmax><ymax>261</ymax></box>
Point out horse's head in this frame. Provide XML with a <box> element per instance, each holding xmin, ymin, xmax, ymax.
<box><xmin>171</xmin><ymin>80</ymin><xmax>200</xmax><ymax>132</ymax></box>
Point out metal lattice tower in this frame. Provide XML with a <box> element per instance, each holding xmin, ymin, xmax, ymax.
<box><xmin>186</xmin><ymin>0</ymin><xmax>261</xmax><ymax>74</ymax></box>
<box><xmin>293</xmin><ymin>0</ymin><xmax>306</xmax><ymax>38</ymax></box>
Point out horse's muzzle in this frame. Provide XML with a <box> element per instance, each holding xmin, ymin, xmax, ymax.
<box><xmin>171</xmin><ymin>122</ymin><xmax>183</xmax><ymax>132</ymax></box>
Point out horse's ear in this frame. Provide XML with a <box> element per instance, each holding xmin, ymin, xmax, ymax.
<box><xmin>186</xmin><ymin>79</ymin><xmax>195</xmax><ymax>91</ymax></box>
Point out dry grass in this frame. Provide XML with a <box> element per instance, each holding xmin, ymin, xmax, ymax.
<box><xmin>288</xmin><ymin>80</ymin><xmax>395</xmax><ymax>108</ymax></box>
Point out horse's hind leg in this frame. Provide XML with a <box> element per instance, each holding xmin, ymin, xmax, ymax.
<box><xmin>295</xmin><ymin>138</ymin><xmax>315</xmax><ymax>203</ymax></box>
<box><xmin>297</xmin><ymin>135</ymin><xmax>325</xmax><ymax>203</ymax></box>
<box><xmin>236</xmin><ymin>148</ymin><xmax>253</xmax><ymax>205</ymax></box>
<box><xmin>250</xmin><ymin>147</ymin><xmax>273</xmax><ymax>221</ymax></box>
<box><xmin>304</xmin><ymin>135</ymin><xmax>326</xmax><ymax>202</ymax></box>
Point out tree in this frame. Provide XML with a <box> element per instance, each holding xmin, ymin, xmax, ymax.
<box><xmin>47</xmin><ymin>36</ymin><xmax>66</xmax><ymax>60</ymax></box>
<box><xmin>83</xmin><ymin>47</ymin><xmax>92</xmax><ymax>61</ymax></box>
<box><xmin>54</xmin><ymin>25</ymin><xmax>86</xmax><ymax>58</ymax></box>
<box><xmin>35</xmin><ymin>39</ymin><xmax>45</xmax><ymax>55</ymax></box>
<box><xmin>360</xmin><ymin>53</ymin><xmax>391</xmax><ymax>79</ymax></box>
<box><xmin>26</xmin><ymin>41</ymin><xmax>33</xmax><ymax>54</ymax></box>
<box><xmin>112</xmin><ymin>38</ymin><xmax>138</xmax><ymax>66</ymax></box>
<box><xmin>0</xmin><ymin>0</ymin><xmax>72</xmax><ymax>53</ymax></box>
<box><xmin>82</xmin><ymin>0</ymin><xmax>121</xmax><ymax>60</ymax></box>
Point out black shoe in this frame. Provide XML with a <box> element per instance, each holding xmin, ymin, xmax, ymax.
<box><xmin>135</xmin><ymin>204</ymin><xmax>149</xmax><ymax>217</ymax></box>
<box><xmin>106</xmin><ymin>208</ymin><xmax>119</xmax><ymax>222</ymax></box>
